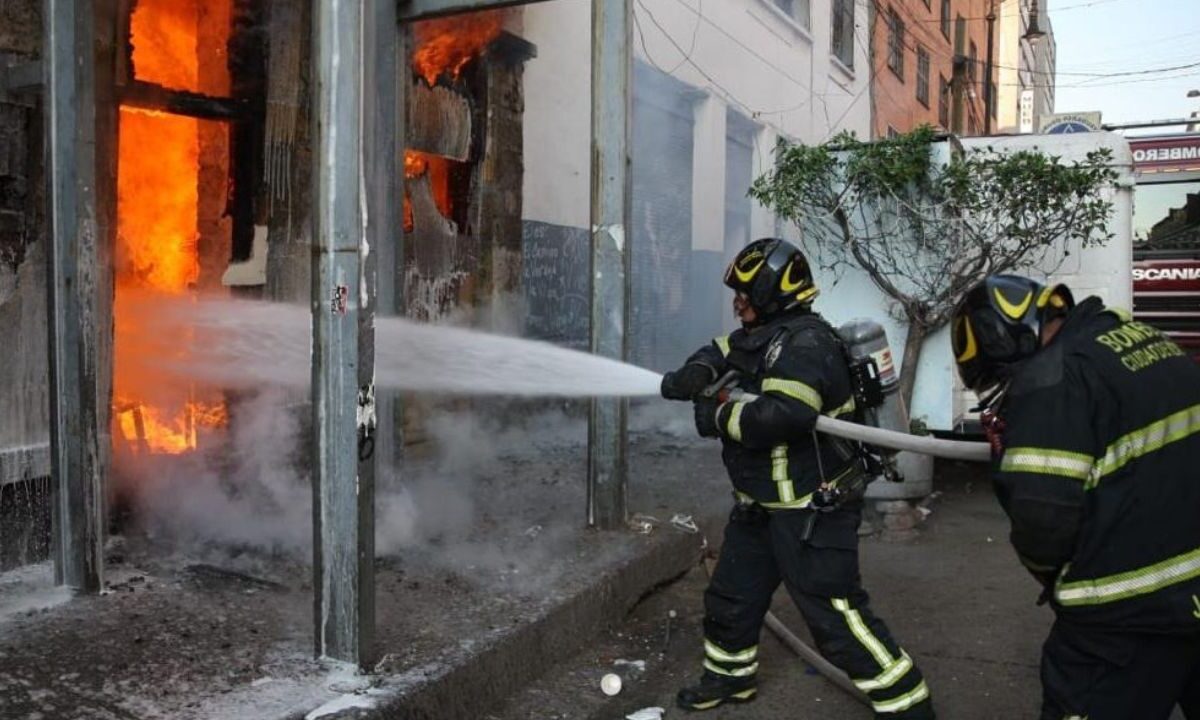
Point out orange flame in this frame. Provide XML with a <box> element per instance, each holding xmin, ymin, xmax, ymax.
<box><xmin>404</xmin><ymin>150</ymin><xmax>456</xmax><ymax>230</ymax></box>
<box><xmin>411</xmin><ymin>9</ymin><xmax>504</xmax><ymax>86</ymax></box>
<box><xmin>115</xmin><ymin>0</ymin><xmax>230</xmax><ymax>455</ymax></box>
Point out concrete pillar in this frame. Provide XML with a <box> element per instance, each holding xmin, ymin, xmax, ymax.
<box><xmin>690</xmin><ymin>92</ymin><xmax>725</xmax><ymax>254</ymax></box>
<box><xmin>750</xmin><ymin>126</ymin><xmax>777</xmax><ymax>242</ymax></box>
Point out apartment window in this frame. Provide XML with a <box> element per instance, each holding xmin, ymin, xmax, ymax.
<box><xmin>887</xmin><ymin>8</ymin><xmax>905</xmax><ymax>78</ymax></box>
<box><xmin>938</xmin><ymin>74</ymin><xmax>950</xmax><ymax>127</ymax></box>
<box><xmin>954</xmin><ymin>14</ymin><xmax>966</xmax><ymax>54</ymax></box>
<box><xmin>917</xmin><ymin>47</ymin><xmax>930</xmax><ymax>107</ymax></box>
<box><xmin>968</xmin><ymin>40</ymin><xmax>978</xmax><ymax>82</ymax></box>
<box><xmin>940</xmin><ymin>0</ymin><xmax>951</xmax><ymax>39</ymax></box>
<box><xmin>770</xmin><ymin>0</ymin><xmax>811</xmax><ymax>30</ymax></box>
<box><xmin>887</xmin><ymin>125</ymin><xmax>901</xmax><ymax>139</ymax></box>
<box><xmin>831</xmin><ymin>0</ymin><xmax>855</xmax><ymax>69</ymax></box>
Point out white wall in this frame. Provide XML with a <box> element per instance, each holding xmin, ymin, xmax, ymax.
<box><xmin>819</xmin><ymin>133</ymin><xmax>1134</xmax><ymax>431</ymax></box>
<box><xmin>937</xmin><ymin>131</ymin><xmax>1135</xmax><ymax>425</ymax></box>
<box><xmin>521</xmin><ymin>0</ymin><xmax>873</xmax><ymax>228</ymax></box>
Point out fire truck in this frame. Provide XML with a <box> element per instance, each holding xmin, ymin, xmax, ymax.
<box><xmin>1130</xmin><ymin>132</ymin><xmax>1200</xmax><ymax>362</ymax></box>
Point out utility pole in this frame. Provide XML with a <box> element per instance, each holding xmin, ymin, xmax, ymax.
<box><xmin>587</xmin><ymin>0</ymin><xmax>632</xmax><ymax>530</ymax></box>
<box><xmin>311</xmin><ymin>0</ymin><xmax>398</xmax><ymax>667</ymax></box>
<box><xmin>984</xmin><ymin>0</ymin><xmax>996</xmax><ymax>135</ymax></box>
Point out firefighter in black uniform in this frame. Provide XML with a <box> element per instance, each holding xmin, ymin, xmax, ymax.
<box><xmin>951</xmin><ymin>275</ymin><xmax>1200</xmax><ymax>719</ymax></box>
<box><xmin>661</xmin><ymin>238</ymin><xmax>934</xmax><ymax>717</ymax></box>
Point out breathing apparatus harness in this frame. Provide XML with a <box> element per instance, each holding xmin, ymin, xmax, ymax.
<box><xmin>702</xmin><ymin>314</ymin><xmax>900</xmax><ymax>513</ymax></box>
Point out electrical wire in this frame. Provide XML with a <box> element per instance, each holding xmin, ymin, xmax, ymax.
<box><xmin>872</xmin><ymin>0</ymin><xmax>1199</xmax><ymax>81</ymax></box>
<box><xmin>903</xmin><ymin>0</ymin><xmax>1123</xmax><ymax>24</ymax></box>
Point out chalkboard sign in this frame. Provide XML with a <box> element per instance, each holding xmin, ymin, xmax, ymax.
<box><xmin>522</xmin><ymin>220</ymin><xmax>590</xmax><ymax>351</ymax></box>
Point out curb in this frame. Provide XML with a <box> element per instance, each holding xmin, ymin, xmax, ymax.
<box><xmin>368</xmin><ymin>527</ymin><xmax>705</xmax><ymax>719</ymax></box>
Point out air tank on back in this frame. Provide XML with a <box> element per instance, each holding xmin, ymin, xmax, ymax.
<box><xmin>837</xmin><ymin>319</ymin><xmax>932</xmax><ymax>499</ymax></box>
<box><xmin>837</xmin><ymin>319</ymin><xmax>908</xmax><ymax>441</ymax></box>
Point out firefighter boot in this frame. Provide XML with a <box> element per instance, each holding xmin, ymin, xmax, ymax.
<box><xmin>675</xmin><ymin>671</ymin><xmax>757</xmax><ymax>711</ymax></box>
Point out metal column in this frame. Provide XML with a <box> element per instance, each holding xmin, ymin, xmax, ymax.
<box><xmin>311</xmin><ymin>0</ymin><xmax>395</xmax><ymax>665</ymax></box>
<box><xmin>587</xmin><ymin>0</ymin><xmax>632</xmax><ymax>530</ymax></box>
<box><xmin>374</xmin><ymin>23</ymin><xmax>406</xmax><ymax>474</ymax></box>
<box><xmin>44</xmin><ymin>0</ymin><xmax>105</xmax><ymax>592</ymax></box>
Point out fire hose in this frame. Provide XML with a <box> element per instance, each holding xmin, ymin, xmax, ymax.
<box><xmin>814</xmin><ymin>415</ymin><xmax>991</xmax><ymax>463</ymax></box>
<box><xmin>705</xmin><ymin>367</ymin><xmax>992</xmax><ymax>463</ymax></box>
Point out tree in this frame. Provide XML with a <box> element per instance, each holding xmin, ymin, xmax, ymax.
<box><xmin>749</xmin><ymin>125</ymin><xmax>1118</xmax><ymax>409</ymax></box>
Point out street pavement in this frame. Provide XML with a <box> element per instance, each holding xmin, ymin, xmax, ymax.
<box><xmin>491</xmin><ymin>462</ymin><xmax>1058</xmax><ymax>720</ymax></box>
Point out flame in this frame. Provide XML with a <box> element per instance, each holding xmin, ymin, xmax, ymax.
<box><xmin>404</xmin><ymin>150</ymin><xmax>455</xmax><ymax>230</ymax></box>
<box><xmin>114</xmin><ymin>0</ymin><xmax>230</xmax><ymax>455</ymax></box>
<box><xmin>130</xmin><ymin>0</ymin><xmax>197</xmax><ymax>91</ymax></box>
<box><xmin>411</xmin><ymin>9</ymin><xmax>503</xmax><ymax>86</ymax></box>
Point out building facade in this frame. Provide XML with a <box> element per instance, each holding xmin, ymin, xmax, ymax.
<box><xmin>870</xmin><ymin>0</ymin><xmax>1001</xmax><ymax>137</ymax></box>
<box><xmin>521</xmin><ymin>0</ymin><xmax>876</xmax><ymax>369</ymax></box>
<box><xmin>995</xmin><ymin>0</ymin><xmax>1055</xmax><ymax>134</ymax></box>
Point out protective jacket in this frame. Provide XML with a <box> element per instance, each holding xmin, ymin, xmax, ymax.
<box><xmin>994</xmin><ymin>296</ymin><xmax>1200</xmax><ymax>632</ymax></box>
<box><xmin>687</xmin><ymin>310</ymin><xmax>859</xmax><ymax>509</ymax></box>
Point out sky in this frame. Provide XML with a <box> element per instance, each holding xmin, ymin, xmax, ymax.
<box><xmin>1050</xmin><ymin>0</ymin><xmax>1200</xmax><ymax>128</ymax></box>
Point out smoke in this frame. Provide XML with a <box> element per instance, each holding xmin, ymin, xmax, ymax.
<box><xmin>116</xmin><ymin>389</ymin><xmax>312</xmax><ymax>554</ymax></box>
<box><xmin>117</xmin><ymin>385</ymin><xmax>588</xmax><ymax>584</ymax></box>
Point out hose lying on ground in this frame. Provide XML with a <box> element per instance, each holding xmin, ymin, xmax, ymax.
<box><xmin>814</xmin><ymin>415</ymin><xmax>991</xmax><ymax>463</ymax></box>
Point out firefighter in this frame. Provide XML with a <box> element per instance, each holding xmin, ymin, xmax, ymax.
<box><xmin>951</xmin><ymin>275</ymin><xmax>1200</xmax><ymax>719</ymax></box>
<box><xmin>661</xmin><ymin>238</ymin><xmax>934</xmax><ymax>717</ymax></box>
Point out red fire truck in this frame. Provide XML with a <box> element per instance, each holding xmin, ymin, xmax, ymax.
<box><xmin>1130</xmin><ymin>132</ymin><xmax>1200</xmax><ymax>362</ymax></box>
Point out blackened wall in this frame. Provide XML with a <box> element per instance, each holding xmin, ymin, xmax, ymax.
<box><xmin>0</xmin><ymin>1</ymin><xmax>50</xmax><ymax>485</ymax></box>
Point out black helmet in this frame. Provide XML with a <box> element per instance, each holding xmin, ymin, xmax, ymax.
<box><xmin>951</xmin><ymin>275</ymin><xmax>1074</xmax><ymax>393</ymax></box>
<box><xmin>724</xmin><ymin>238</ymin><xmax>818</xmax><ymax>321</ymax></box>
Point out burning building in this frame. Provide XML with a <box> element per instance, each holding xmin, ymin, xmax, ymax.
<box><xmin>1</xmin><ymin>0</ymin><xmax>892</xmax><ymax>663</ymax></box>
<box><xmin>0</xmin><ymin>0</ymin><xmax>540</xmax><ymax>569</ymax></box>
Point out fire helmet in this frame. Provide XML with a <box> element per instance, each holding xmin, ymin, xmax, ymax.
<box><xmin>723</xmin><ymin>238</ymin><xmax>818</xmax><ymax>321</ymax></box>
<box><xmin>951</xmin><ymin>275</ymin><xmax>1074</xmax><ymax>393</ymax></box>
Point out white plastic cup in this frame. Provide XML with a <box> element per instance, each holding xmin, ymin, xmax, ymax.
<box><xmin>601</xmin><ymin>673</ymin><xmax>622</xmax><ymax>696</ymax></box>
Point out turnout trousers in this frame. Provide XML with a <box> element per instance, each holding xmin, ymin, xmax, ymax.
<box><xmin>702</xmin><ymin>503</ymin><xmax>934</xmax><ymax>718</ymax></box>
<box><xmin>1040</xmin><ymin>619</ymin><xmax>1200</xmax><ymax>720</ymax></box>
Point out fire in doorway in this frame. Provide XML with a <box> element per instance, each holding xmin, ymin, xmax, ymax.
<box><xmin>113</xmin><ymin>0</ymin><xmax>234</xmax><ymax>456</ymax></box>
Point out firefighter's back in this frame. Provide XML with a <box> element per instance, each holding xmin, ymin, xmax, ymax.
<box><xmin>1055</xmin><ymin>304</ymin><xmax>1200</xmax><ymax>631</ymax></box>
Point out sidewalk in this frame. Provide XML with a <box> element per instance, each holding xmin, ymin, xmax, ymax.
<box><xmin>0</xmin><ymin>407</ymin><xmax>731</xmax><ymax>720</ymax></box>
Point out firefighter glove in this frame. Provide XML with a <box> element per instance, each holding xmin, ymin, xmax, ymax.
<box><xmin>661</xmin><ymin>362</ymin><xmax>717</xmax><ymax>401</ymax></box>
<box><xmin>693</xmin><ymin>398</ymin><xmax>722</xmax><ymax>438</ymax></box>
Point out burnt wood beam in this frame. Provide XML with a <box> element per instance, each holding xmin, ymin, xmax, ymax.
<box><xmin>44</xmin><ymin>0</ymin><xmax>106</xmax><ymax>593</ymax></box>
<box><xmin>118</xmin><ymin>81</ymin><xmax>248</xmax><ymax>121</ymax></box>
<box><xmin>407</xmin><ymin>81</ymin><xmax>471</xmax><ymax>161</ymax></box>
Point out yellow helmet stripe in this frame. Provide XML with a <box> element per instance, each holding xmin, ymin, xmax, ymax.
<box><xmin>734</xmin><ymin>258</ymin><xmax>765</xmax><ymax>283</ymax></box>
<box><xmin>993</xmin><ymin>287</ymin><xmax>1032</xmax><ymax>320</ymax></box>
<box><xmin>955</xmin><ymin>316</ymin><xmax>978</xmax><ymax>363</ymax></box>
<box><xmin>780</xmin><ymin>262</ymin><xmax>807</xmax><ymax>293</ymax></box>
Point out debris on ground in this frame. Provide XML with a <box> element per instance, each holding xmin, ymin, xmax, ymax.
<box><xmin>628</xmin><ymin>514</ymin><xmax>661</xmax><ymax>534</ymax></box>
<box><xmin>626</xmin><ymin>707</ymin><xmax>665</xmax><ymax>720</ymax></box>
<box><xmin>669</xmin><ymin>514</ymin><xmax>698</xmax><ymax>534</ymax></box>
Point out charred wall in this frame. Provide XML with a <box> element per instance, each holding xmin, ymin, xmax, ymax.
<box><xmin>0</xmin><ymin>2</ymin><xmax>49</xmax><ymax>476</ymax></box>
<box><xmin>0</xmin><ymin>0</ymin><xmax>50</xmax><ymax>567</ymax></box>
